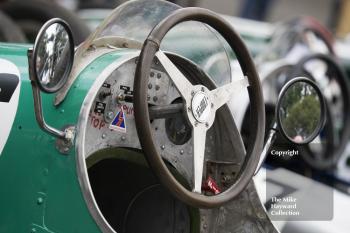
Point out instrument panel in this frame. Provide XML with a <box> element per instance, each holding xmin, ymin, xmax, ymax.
<box><xmin>85</xmin><ymin>57</ymin><xmax>176</xmax><ymax>157</ymax></box>
<box><xmin>84</xmin><ymin>56</ymin><xmax>242</xmax><ymax>192</ymax></box>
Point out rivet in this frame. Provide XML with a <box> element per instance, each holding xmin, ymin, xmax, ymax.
<box><xmin>155</xmin><ymin>85</ymin><xmax>160</xmax><ymax>91</ymax></box>
<box><xmin>147</xmin><ymin>95</ymin><xmax>151</xmax><ymax>100</ymax></box>
<box><xmin>60</xmin><ymin>109</ymin><xmax>64</xmax><ymax>114</ymax></box>
<box><xmin>180</xmin><ymin>150</ymin><xmax>184</xmax><ymax>155</ymax></box>
<box><xmin>201</xmin><ymin>87</ymin><xmax>205</xmax><ymax>92</ymax></box>
<box><xmin>157</xmin><ymin>73</ymin><xmax>161</xmax><ymax>79</ymax></box>
<box><xmin>31</xmin><ymin>228</ymin><xmax>37</xmax><ymax>233</ymax></box>
<box><xmin>102</xmin><ymin>133</ymin><xmax>106</xmax><ymax>139</ymax></box>
<box><xmin>121</xmin><ymin>136</ymin><xmax>126</xmax><ymax>141</ymax></box>
<box><xmin>148</xmin><ymin>83</ymin><xmax>153</xmax><ymax>89</ymax></box>
<box><xmin>161</xmin><ymin>145</ymin><xmax>165</xmax><ymax>150</ymax></box>
<box><xmin>150</xmin><ymin>72</ymin><xmax>155</xmax><ymax>77</ymax></box>
<box><xmin>153</xmin><ymin>96</ymin><xmax>158</xmax><ymax>102</ymax></box>
<box><xmin>205</xmin><ymin>122</ymin><xmax>209</xmax><ymax>128</ymax></box>
<box><xmin>37</xmin><ymin>197</ymin><xmax>43</xmax><ymax>205</ymax></box>
<box><xmin>211</xmin><ymin>103</ymin><xmax>214</xmax><ymax>108</ymax></box>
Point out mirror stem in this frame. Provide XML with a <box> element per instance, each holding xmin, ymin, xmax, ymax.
<box><xmin>31</xmin><ymin>83</ymin><xmax>66</xmax><ymax>139</ymax></box>
<box><xmin>28</xmin><ymin>48</ymin><xmax>70</xmax><ymax>141</ymax></box>
<box><xmin>254</xmin><ymin>122</ymin><xmax>278</xmax><ymax>175</ymax></box>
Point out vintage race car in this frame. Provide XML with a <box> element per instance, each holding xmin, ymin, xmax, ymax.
<box><xmin>0</xmin><ymin>1</ymin><xmax>327</xmax><ymax>233</ymax></box>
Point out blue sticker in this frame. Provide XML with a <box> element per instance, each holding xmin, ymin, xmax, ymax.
<box><xmin>109</xmin><ymin>109</ymin><xmax>126</xmax><ymax>133</ymax></box>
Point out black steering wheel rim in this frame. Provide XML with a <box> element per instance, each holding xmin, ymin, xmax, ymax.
<box><xmin>133</xmin><ymin>7</ymin><xmax>265</xmax><ymax>208</ymax></box>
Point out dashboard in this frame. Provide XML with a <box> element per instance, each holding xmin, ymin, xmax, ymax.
<box><xmin>84</xmin><ymin>55</ymin><xmax>243</xmax><ymax>190</ymax></box>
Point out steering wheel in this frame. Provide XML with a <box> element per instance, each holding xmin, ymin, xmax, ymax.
<box><xmin>292</xmin><ymin>53</ymin><xmax>350</xmax><ymax>169</ymax></box>
<box><xmin>133</xmin><ymin>8</ymin><xmax>265</xmax><ymax>208</ymax></box>
<box><xmin>295</xmin><ymin>17</ymin><xmax>335</xmax><ymax>55</ymax></box>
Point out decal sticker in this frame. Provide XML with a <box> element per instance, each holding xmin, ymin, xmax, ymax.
<box><xmin>0</xmin><ymin>59</ymin><xmax>21</xmax><ymax>155</ymax></box>
<box><xmin>109</xmin><ymin>109</ymin><xmax>126</xmax><ymax>133</ymax></box>
<box><xmin>90</xmin><ymin>114</ymin><xmax>106</xmax><ymax>130</ymax></box>
<box><xmin>122</xmin><ymin>104</ymin><xmax>134</xmax><ymax>115</ymax></box>
<box><xmin>102</xmin><ymin>83</ymin><xmax>111</xmax><ymax>88</ymax></box>
<box><xmin>94</xmin><ymin>101</ymin><xmax>106</xmax><ymax>114</ymax></box>
<box><xmin>120</xmin><ymin>85</ymin><xmax>133</xmax><ymax>95</ymax></box>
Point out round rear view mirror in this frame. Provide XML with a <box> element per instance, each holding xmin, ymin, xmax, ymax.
<box><xmin>33</xmin><ymin>18</ymin><xmax>74</xmax><ymax>93</ymax></box>
<box><xmin>276</xmin><ymin>77</ymin><xmax>326</xmax><ymax>144</ymax></box>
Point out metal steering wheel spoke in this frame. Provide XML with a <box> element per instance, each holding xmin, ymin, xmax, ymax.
<box><xmin>192</xmin><ymin>125</ymin><xmax>207</xmax><ymax>193</ymax></box>
<box><xmin>210</xmin><ymin>77</ymin><xmax>249</xmax><ymax>111</ymax></box>
<box><xmin>156</xmin><ymin>50</ymin><xmax>193</xmax><ymax>102</ymax></box>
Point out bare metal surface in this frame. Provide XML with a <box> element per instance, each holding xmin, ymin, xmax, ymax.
<box><xmin>76</xmin><ymin>52</ymin><xmax>139</xmax><ymax>233</ymax></box>
<box><xmin>156</xmin><ymin>51</ymin><xmax>250</xmax><ymax>194</ymax></box>
<box><xmin>76</xmin><ymin>54</ymin><xmax>278</xmax><ymax>233</ymax></box>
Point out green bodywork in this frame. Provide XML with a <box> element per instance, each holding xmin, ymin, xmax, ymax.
<box><xmin>0</xmin><ymin>43</ymin><xmax>136</xmax><ymax>233</ymax></box>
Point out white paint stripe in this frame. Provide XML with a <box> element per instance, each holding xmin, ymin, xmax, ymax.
<box><xmin>0</xmin><ymin>59</ymin><xmax>21</xmax><ymax>155</ymax></box>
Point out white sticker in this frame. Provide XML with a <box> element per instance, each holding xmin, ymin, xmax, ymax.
<box><xmin>0</xmin><ymin>59</ymin><xmax>21</xmax><ymax>155</ymax></box>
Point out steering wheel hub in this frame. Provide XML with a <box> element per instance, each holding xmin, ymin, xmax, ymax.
<box><xmin>191</xmin><ymin>91</ymin><xmax>211</xmax><ymax>123</ymax></box>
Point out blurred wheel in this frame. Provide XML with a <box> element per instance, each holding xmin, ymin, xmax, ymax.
<box><xmin>78</xmin><ymin>0</ymin><xmax>197</xmax><ymax>9</ymax></box>
<box><xmin>0</xmin><ymin>10</ymin><xmax>26</xmax><ymax>43</ymax></box>
<box><xmin>0</xmin><ymin>0</ymin><xmax>90</xmax><ymax>45</ymax></box>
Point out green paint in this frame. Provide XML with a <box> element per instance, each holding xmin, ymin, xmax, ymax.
<box><xmin>0</xmin><ymin>43</ymin><xmax>134</xmax><ymax>232</ymax></box>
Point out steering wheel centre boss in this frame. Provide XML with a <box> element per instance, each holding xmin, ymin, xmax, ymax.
<box><xmin>191</xmin><ymin>91</ymin><xmax>211</xmax><ymax>123</ymax></box>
